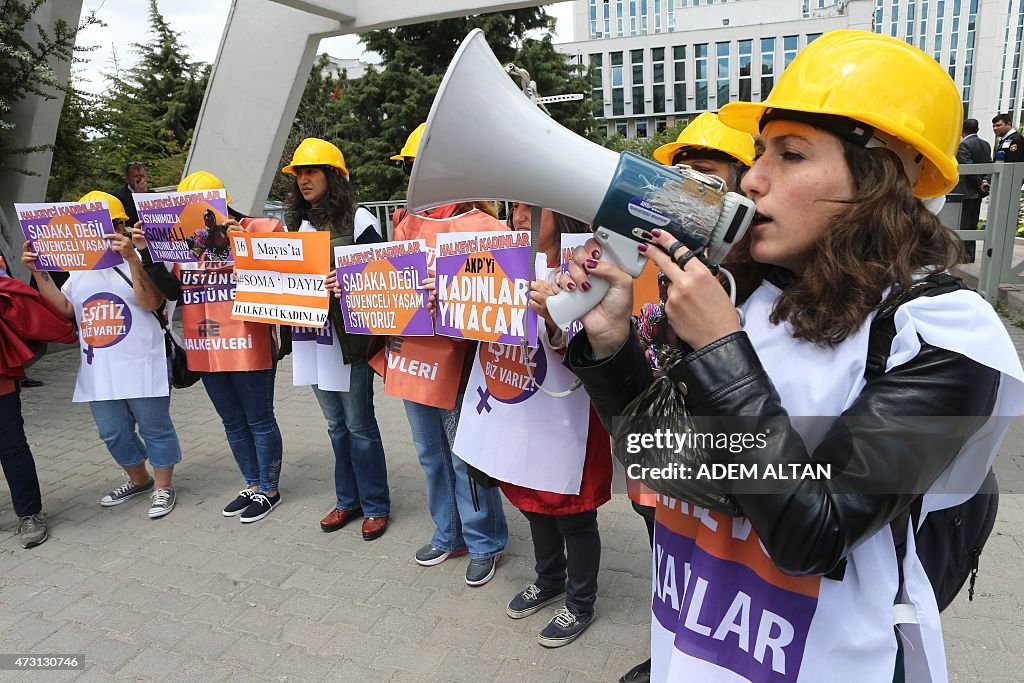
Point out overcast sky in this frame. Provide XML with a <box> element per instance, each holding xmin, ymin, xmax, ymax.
<box><xmin>75</xmin><ymin>0</ymin><xmax>575</xmax><ymax>95</ymax></box>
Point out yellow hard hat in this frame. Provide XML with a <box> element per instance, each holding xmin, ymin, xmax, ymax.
<box><xmin>390</xmin><ymin>123</ymin><xmax>426</xmax><ymax>161</ymax></box>
<box><xmin>178</xmin><ymin>170</ymin><xmax>232</xmax><ymax>204</ymax></box>
<box><xmin>718</xmin><ymin>30</ymin><xmax>961</xmax><ymax>198</ymax></box>
<box><xmin>281</xmin><ymin>137</ymin><xmax>349</xmax><ymax>177</ymax></box>
<box><xmin>653</xmin><ymin>113</ymin><xmax>756</xmax><ymax>167</ymax></box>
<box><xmin>78</xmin><ymin>191</ymin><xmax>128</xmax><ymax>222</ymax></box>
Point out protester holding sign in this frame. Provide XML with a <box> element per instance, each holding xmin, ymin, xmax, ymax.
<box><xmin>137</xmin><ymin>171</ymin><xmax>285</xmax><ymax>524</ymax></box>
<box><xmin>561</xmin><ymin>31</ymin><xmax>1024</xmax><ymax>681</ymax></box>
<box><xmin>21</xmin><ymin>192</ymin><xmax>183</xmax><ymax>520</ymax></box>
<box><xmin>453</xmin><ymin>204</ymin><xmax>611</xmax><ymax>646</ymax></box>
<box><xmin>280</xmin><ymin>138</ymin><xmax>390</xmax><ymax>541</ymax></box>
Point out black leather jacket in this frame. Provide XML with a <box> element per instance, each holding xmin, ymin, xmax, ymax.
<box><xmin>566</xmin><ymin>326</ymin><xmax>999</xmax><ymax>576</ymax></box>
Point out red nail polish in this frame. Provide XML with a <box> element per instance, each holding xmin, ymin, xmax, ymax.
<box><xmin>651</xmin><ymin>229</ymin><xmax>662</xmax><ymax>237</ymax></box>
<box><xmin>585</xmin><ymin>259</ymin><xmax>598</xmax><ymax>269</ymax></box>
<box><xmin>566</xmin><ymin>282</ymin><xmax>576</xmax><ymax>291</ymax></box>
<box><xmin>591</xmin><ymin>250</ymin><xmax>601</xmax><ymax>259</ymax></box>
<box><xmin>638</xmin><ymin>243</ymin><xmax>648</xmax><ymax>252</ymax></box>
<box><xmin>581</xmin><ymin>281</ymin><xmax>592</xmax><ymax>292</ymax></box>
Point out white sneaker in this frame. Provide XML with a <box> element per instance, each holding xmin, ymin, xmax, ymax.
<box><xmin>148</xmin><ymin>488</ymin><xmax>176</xmax><ymax>519</ymax></box>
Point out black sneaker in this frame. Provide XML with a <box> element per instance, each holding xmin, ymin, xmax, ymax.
<box><xmin>465</xmin><ymin>554</ymin><xmax>500</xmax><ymax>586</ymax></box>
<box><xmin>100</xmin><ymin>477</ymin><xmax>154</xmax><ymax>506</ymax></box>
<box><xmin>223</xmin><ymin>489</ymin><xmax>258</xmax><ymax>517</ymax></box>
<box><xmin>506</xmin><ymin>583</ymin><xmax>565</xmax><ymax>619</ymax></box>
<box><xmin>239</xmin><ymin>492</ymin><xmax>281</xmax><ymax>523</ymax></box>
<box><xmin>619</xmin><ymin>658</ymin><xmax>652</xmax><ymax>683</ymax></box>
<box><xmin>537</xmin><ymin>607</ymin><xmax>594</xmax><ymax>648</ymax></box>
<box><xmin>415</xmin><ymin>543</ymin><xmax>468</xmax><ymax>567</ymax></box>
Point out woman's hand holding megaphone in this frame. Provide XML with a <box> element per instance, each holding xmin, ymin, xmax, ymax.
<box><xmin>556</xmin><ymin>237</ymin><xmax>634</xmax><ymax>358</ymax></box>
<box><xmin>640</xmin><ymin>229</ymin><xmax>740</xmax><ymax>350</ymax></box>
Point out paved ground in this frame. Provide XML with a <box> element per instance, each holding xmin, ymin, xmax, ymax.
<box><xmin>1</xmin><ymin>318</ymin><xmax>1023</xmax><ymax>682</ymax></box>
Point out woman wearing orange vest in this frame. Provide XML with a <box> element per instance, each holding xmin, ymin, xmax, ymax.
<box><xmin>380</xmin><ymin>123</ymin><xmax>508</xmax><ymax>586</ymax></box>
<box><xmin>137</xmin><ymin>171</ymin><xmax>285</xmax><ymax>524</ymax></box>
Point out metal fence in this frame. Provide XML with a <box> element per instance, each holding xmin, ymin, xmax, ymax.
<box><xmin>958</xmin><ymin>161</ymin><xmax>1024</xmax><ymax>302</ymax></box>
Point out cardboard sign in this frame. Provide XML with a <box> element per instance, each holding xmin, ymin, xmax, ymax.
<box><xmin>230</xmin><ymin>232</ymin><xmax>330</xmax><ymax>327</ymax></box>
<box><xmin>178</xmin><ymin>264</ymin><xmax>273</xmax><ymax>372</ymax></box>
<box><xmin>434</xmin><ymin>230</ymin><xmax>538</xmax><ymax>346</ymax></box>
<box><xmin>334</xmin><ymin>239</ymin><xmax>432</xmax><ymax>336</ymax></box>
<box><xmin>16</xmin><ymin>201</ymin><xmax>124</xmax><ymax>272</ymax></box>
<box><xmin>137</xmin><ymin>190</ymin><xmax>230</xmax><ymax>263</ymax></box>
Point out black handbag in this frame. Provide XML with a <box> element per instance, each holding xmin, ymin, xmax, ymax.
<box><xmin>112</xmin><ymin>267</ymin><xmax>200</xmax><ymax>389</ymax></box>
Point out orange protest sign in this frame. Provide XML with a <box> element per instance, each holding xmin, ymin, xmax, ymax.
<box><xmin>230</xmin><ymin>232</ymin><xmax>330</xmax><ymax>327</ymax></box>
<box><xmin>632</xmin><ymin>260</ymin><xmax>663</xmax><ymax>315</ymax></box>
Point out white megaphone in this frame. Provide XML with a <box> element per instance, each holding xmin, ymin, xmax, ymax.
<box><xmin>408</xmin><ymin>29</ymin><xmax>755</xmax><ymax>330</ymax></box>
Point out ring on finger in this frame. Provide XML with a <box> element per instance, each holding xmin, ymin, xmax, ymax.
<box><xmin>675</xmin><ymin>249</ymin><xmax>700</xmax><ymax>269</ymax></box>
<box><xmin>667</xmin><ymin>241</ymin><xmax>687</xmax><ymax>260</ymax></box>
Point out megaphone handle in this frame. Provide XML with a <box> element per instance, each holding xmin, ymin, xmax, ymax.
<box><xmin>547</xmin><ymin>273</ymin><xmax>611</xmax><ymax>331</ymax></box>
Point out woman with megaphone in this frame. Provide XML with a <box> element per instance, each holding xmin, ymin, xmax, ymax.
<box><xmin>559</xmin><ymin>31</ymin><xmax>1024</xmax><ymax>681</ymax></box>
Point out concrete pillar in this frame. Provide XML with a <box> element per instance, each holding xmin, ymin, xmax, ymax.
<box><xmin>0</xmin><ymin>0</ymin><xmax>84</xmax><ymax>279</ymax></box>
<box><xmin>186</xmin><ymin>0</ymin><xmax>548</xmax><ymax>217</ymax></box>
<box><xmin>971</xmin><ymin>0</ymin><xmax>1008</xmax><ymax>140</ymax></box>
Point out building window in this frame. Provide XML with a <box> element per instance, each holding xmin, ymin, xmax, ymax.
<box><xmin>637</xmin><ymin>120</ymin><xmax>649</xmax><ymax>137</ymax></box>
<box><xmin>783</xmin><ymin>35</ymin><xmax>798</xmax><ymax>69</ymax></box>
<box><xmin>934</xmin><ymin>0</ymin><xmax>945</xmax><ymax>61</ymax></box>
<box><xmin>919</xmin><ymin>0</ymin><xmax>929</xmax><ymax>51</ymax></box>
<box><xmin>590</xmin><ymin>0</ymin><xmax>598</xmax><ymax>38</ymax></box>
<box><xmin>616</xmin><ymin>122</ymin><xmax>628</xmax><ymax>137</ymax></box>
<box><xmin>590</xmin><ymin>54</ymin><xmax>604</xmax><ymax>118</ymax></box>
<box><xmin>655</xmin><ymin>0</ymin><xmax>662</xmax><ymax>32</ymax></box>
<box><xmin>906</xmin><ymin>0</ymin><xmax>916</xmax><ymax>44</ymax></box>
<box><xmin>632</xmin><ymin>49</ymin><xmax>645</xmax><ymax>115</ymax></box>
<box><xmin>673</xmin><ymin>45</ymin><xmax>687</xmax><ymax>112</ymax></box>
<box><xmin>874</xmin><ymin>0</ymin><xmax>883</xmax><ymax>32</ymax></box>
<box><xmin>738</xmin><ymin>39</ymin><xmax>752</xmax><ymax>102</ymax></box>
<box><xmin>806</xmin><ymin>33</ymin><xmax>822</xmax><ymax>44</ymax></box>
<box><xmin>760</xmin><ymin>37</ymin><xmax>775</xmax><ymax>99</ymax></box>
<box><xmin>630</xmin><ymin>0</ymin><xmax>637</xmax><ymax>35</ymax></box>
<box><xmin>641</xmin><ymin>0</ymin><xmax>649</xmax><ymax>33</ymax></box>
<box><xmin>890</xmin><ymin>3</ymin><xmax>899</xmax><ymax>37</ymax></box>
<box><xmin>948</xmin><ymin>0</ymin><xmax>960</xmax><ymax>80</ymax></box>
<box><xmin>611</xmin><ymin>51</ymin><xmax>625</xmax><ymax>116</ymax></box>
<box><xmin>652</xmin><ymin>47</ymin><xmax>666</xmax><ymax>113</ymax></box>
<box><xmin>668</xmin><ymin>0</ymin><xmax>675</xmax><ymax>31</ymax></box>
<box><xmin>963</xmin><ymin>0</ymin><xmax>977</xmax><ymax>109</ymax></box>
<box><xmin>656</xmin><ymin>116</ymin><xmax>668</xmax><ymax>132</ymax></box>
<box><xmin>617</xmin><ymin>0</ymin><xmax>625</xmax><ymax>36</ymax></box>
<box><xmin>696</xmin><ymin>43</ymin><xmax>709</xmax><ymax>111</ymax></box>
<box><xmin>802</xmin><ymin>0</ymin><xmax>810</xmax><ymax>18</ymax></box>
<box><xmin>716</xmin><ymin>42</ymin><xmax>730</xmax><ymax>107</ymax></box>
<box><xmin>604</xmin><ymin>0</ymin><xmax>611</xmax><ymax>37</ymax></box>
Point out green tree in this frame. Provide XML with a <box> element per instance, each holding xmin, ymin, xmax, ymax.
<box><xmin>0</xmin><ymin>0</ymin><xmax>100</xmax><ymax>174</ymax></box>
<box><xmin>275</xmin><ymin>8</ymin><xmax>594</xmax><ymax>202</ymax></box>
<box><xmin>45</xmin><ymin>80</ymin><xmax>96</xmax><ymax>200</ymax></box>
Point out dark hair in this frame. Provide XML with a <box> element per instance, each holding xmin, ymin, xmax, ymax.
<box><xmin>669</xmin><ymin>148</ymin><xmax>747</xmax><ymax>192</ymax></box>
<box><xmin>767</xmin><ymin>143</ymin><xmax>963</xmax><ymax>346</ymax></box>
<box><xmin>552</xmin><ymin>211</ymin><xmax>590</xmax><ymax>235</ymax></box>
<box><xmin>124</xmin><ymin>161</ymin><xmax>146</xmax><ymax>176</ymax></box>
<box><xmin>284</xmin><ymin>165</ymin><xmax>355</xmax><ymax>232</ymax></box>
<box><xmin>963</xmin><ymin>119</ymin><xmax>980</xmax><ymax>135</ymax></box>
<box><xmin>993</xmin><ymin>113</ymin><xmax>1014</xmax><ymax>126</ymax></box>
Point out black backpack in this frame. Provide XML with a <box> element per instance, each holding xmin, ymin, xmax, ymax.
<box><xmin>866</xmin><ymin>273</ymin><xmax>1000</xmax><ymax>611</ymax></box>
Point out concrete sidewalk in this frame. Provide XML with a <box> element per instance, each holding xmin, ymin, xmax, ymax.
<box><xmin>1</xmin><ymin>320</ymin><xmax>1023</xmax><ymax>681</ymax></box>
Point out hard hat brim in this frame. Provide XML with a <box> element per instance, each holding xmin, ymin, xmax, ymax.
<box><xmin>281</xmin><ymin>162</ymin><xmax>349</xmax><ymax>177</ymax></box>
<box><xmin>719</xmin><ymin>101</ymin><xmax>958</xmax><ymax>198</ymax></box>
<box><xmin>653</xmin><ymin>141</ymin><xmax>754</xmax><ymax>168</ymax></box>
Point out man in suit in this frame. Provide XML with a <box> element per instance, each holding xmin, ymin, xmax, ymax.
<box><xmin>992</xmin><ymin>113</ymin><xmax>1024</xmax><ymax>162</ymax></box>
<box><xmin>953</xmin><ymin>119</ymin><xmax>991</xmax><ymax>263</ymax></box>
<box><xmin>111</xmin><ymin>161</ymin><xmax>148</xmax><ymax>227</ymax></box>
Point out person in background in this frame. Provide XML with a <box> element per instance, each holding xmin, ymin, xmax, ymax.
<box><xmin>112</xmin><ymin>161</ymin><xmax>148</xmax><ymax>227</ymax></box>
<box><xmin>22</xmin><ymin>191</ymin><xmax>183</xmax><ymax>519</ymax></box>
<box><xmin>953</xmin><ymin>119</ymin><xmax>991</xmax><ymax>263</ymax></box>
<box><xmin>138</xmin><ymin>171</ymin><xmax>285</xmax><ymax>524</ymax></box>
<box><xmin>281</xmin><ymin>138</ymin><xmax>391</xmax><ymax>541</ymax></box>
<box><xmin>991</xmin><ymin>113</ymin><xmax>1024</xmax><ymax>163</ymax></box>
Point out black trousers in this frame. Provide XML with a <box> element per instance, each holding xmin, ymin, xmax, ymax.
<box><xmin>0</xmin><ymin>386</ymin><xmax>43</xmax><ymax>518</ymax></box>
<box><xmin>632</xmin><ymin>500</ymin><xmax>656</xmax><ymax>548</ymax></box>
<box><xmin>522</xmin><ymin>509</ymin><xmax>601</xmax><ymax>617</ymax></box>
<box><xmin>959</xmin><ymin>197</ymin><xmax>982</xmax><ymax>263</ymax></box>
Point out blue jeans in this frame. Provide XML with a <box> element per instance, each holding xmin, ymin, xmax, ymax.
<box><xmin>0</xmin><ymin>385</ymin><xmax>43</xmax><ymax>517</ymax></box>
<box><xmin>311</xmin><ymin>361</ymin><xmax>390</xmax><ymax>517</ymax></box>
<box><xmin>201</xmin><ymin>364</ymin><xmax>283</xmax><ymax>494</ymax></box>
<box><xmin>404</xmin><ymin>398</ymin><xmax>507</xmax><ymax>559</ymax></box>
<box><xmin>89</xmin><ymin>396</ymin><xmax>181</xmax><ymax>470</ymax></box>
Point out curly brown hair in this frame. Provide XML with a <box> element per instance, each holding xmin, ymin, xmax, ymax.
<box><xmin>767</xmin><ymin>143</ymin><xmax>965</xmax><ymax>347</ymax></box>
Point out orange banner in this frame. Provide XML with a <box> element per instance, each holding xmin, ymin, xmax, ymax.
<box><xmin>230</xmin><ymin>232</ymin><xmax>330</xmax><ymax>327</ymax></box>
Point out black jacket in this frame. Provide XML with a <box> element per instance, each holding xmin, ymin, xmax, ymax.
<box><xmin>994</xmin><ymin>130</ymin><xmax>1024</xmax><ymax>162</ymax></box>
<box><xmin>111</xmin><ymin>185</ymin><xmax>141</xmax><ymax>227</ymax></box>
<box><xmin>953</xmin><ymin>134</ymin><xmax>992</xmax><ymax>199</ymax></box>
<box><xmin>566</xmin><ymin>319</ymin><xmax>999</xmax><ymax>576</ymax></box>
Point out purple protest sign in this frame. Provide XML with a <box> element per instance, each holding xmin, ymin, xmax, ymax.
<box><xmin>15</xmin><ymin>202</ymin><xmax>124</xmax><ymax>272</ymax></box>
<box><xmin>433</xmin><ymin>231</ymin><xmax>538</xmax><ymax>347</ymax></box>
<box><xmin>334</xmin><ymin>240</ymin><xmax>433</xmax><ymax>336</ymax></box>
<box><xmin>136</xmin><ymin>190</ymin><xmax>230</xmax><ymax>263</ymax></box>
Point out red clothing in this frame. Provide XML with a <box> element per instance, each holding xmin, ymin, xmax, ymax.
<box><xmin>0</xmin><ymin>256</ymin><xmax>14</xmax><ymax>396</ymax></box>
<box><xmin>499</xmin><ymin>407</ymin><xmax>612</xmax><ymax>515</ymax></box>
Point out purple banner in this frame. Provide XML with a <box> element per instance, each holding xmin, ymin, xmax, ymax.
<box><xmin>336</xmin><ymin>247</ymin><xmax>432</xmax><ymax>337</ymax></box>
<box><xmin>434</xmin><ymin>231</ymin><xmax>538</xmax><ymax>347</ymax></box>
<box><xmin>137</xmin><ymin>191</ymin><xmax>230</xmax><ymax>263</ymax></box>
<box><xmin>16</xmin><ymin>203</ymin><xmax>123</xmax><ymax>272</ymax></box>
